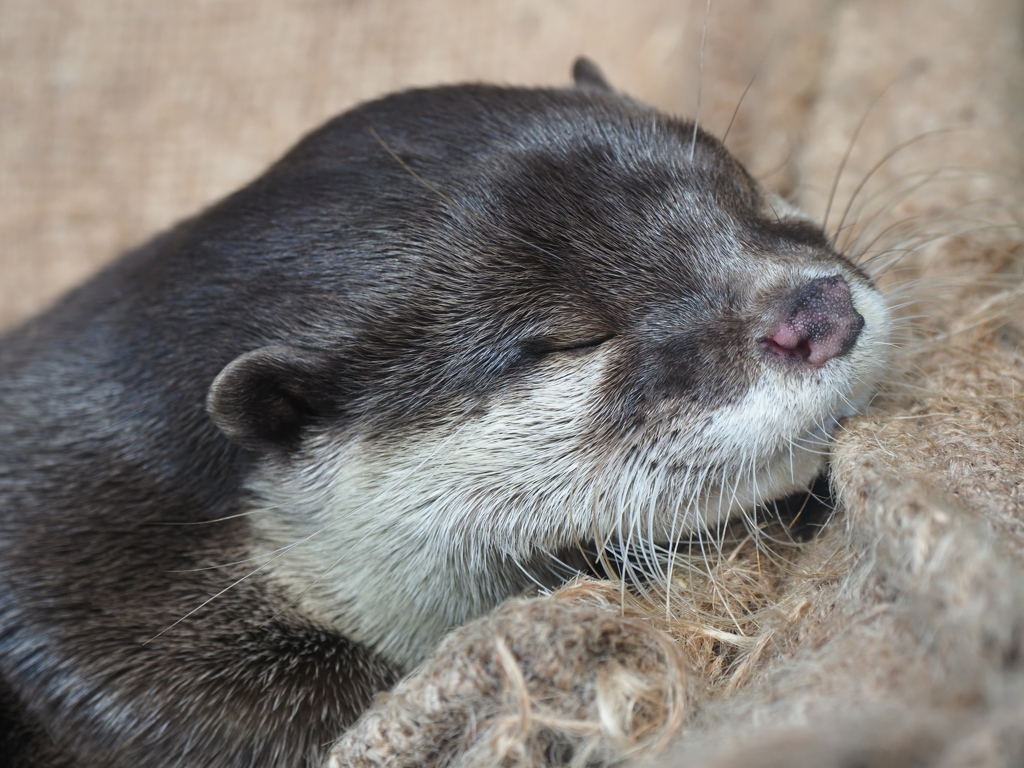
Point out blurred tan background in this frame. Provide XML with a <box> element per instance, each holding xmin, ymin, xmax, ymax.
<box><xmin>1</xmin><ymin>0</ymin><xmax>1021</xmax><ymax>329</ymax></box>
<box><xmin>0</xmin><ymin>0</ymin><xmax>837</xmax><ymax>329</ymax></box>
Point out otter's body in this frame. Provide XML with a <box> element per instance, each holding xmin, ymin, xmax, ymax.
<box><xmin>0</xmin><ymin>67</ymin><xmax>889</xmax><ymax>767</ymax></box>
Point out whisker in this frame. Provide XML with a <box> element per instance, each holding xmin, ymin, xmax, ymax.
<box><xmin>822</xmin><ymin>78</ymin><xmax>903</xmax><ymax>230</ymax></box>
<box><xmin>832</xmin><ymin>128</ymin><xmax>961</xmax><ymax>247</ymax></box>
<box><xmin>690</xmin><ymin>0</ymin><xmax>713</xmax><ymax>163</ymax></box>
<box><xmin>721</xmin><ymin>36</ymin><xmax>774</xmax><ymax>147</ymax></box>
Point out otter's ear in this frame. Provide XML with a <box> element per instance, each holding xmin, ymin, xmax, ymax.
<box><xmin>207</xmin><ymin>345</ymin><xmax>340</xmax><ymax>453</ymax></box>
<box><xmin>572</xmin><ymin>57</ymin><xmax>613</xmax><ymax>91</ymax></box>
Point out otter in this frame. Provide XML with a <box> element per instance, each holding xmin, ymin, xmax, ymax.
<box><xmin>0</xmin><ymin>61</ymin><xmax>890</xmax><ymax>767</ymax></box>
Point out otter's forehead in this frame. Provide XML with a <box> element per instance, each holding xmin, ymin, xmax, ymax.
<box><xmin>311</xmin><ymin>84</ymin><xmax>840</xmax><ymax>309</ymax></box>
<box><xmin>303</xmin><ymin>91</ymin><xmax>860</xmax><ymax>440</ymax></box>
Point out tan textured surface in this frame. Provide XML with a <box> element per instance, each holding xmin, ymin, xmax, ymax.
<box><xmin>327</xmin><ymin>582</ymin><xmax>688</xmax><ymax>768</ymax></box>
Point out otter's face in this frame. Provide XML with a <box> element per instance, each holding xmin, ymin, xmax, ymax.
<box><xmin>207</xmin><ymin>85</ymin><xmax>890</xmax><ymax>668</ymax></box>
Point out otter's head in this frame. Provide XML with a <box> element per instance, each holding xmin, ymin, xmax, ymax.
<box><xmin>206</xmin><ymin>64</ymin><xmax>890</xmax><ymax>668</ymax></box>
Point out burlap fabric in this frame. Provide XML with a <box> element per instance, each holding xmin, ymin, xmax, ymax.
<box><xmin>2</xmin><ymin>1</ymin><xmax>1021</xmax><ymax>766</ymax></box>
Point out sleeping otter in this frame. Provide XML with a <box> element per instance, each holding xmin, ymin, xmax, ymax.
<box><xmin>0</xmin><ymin>61</ymin><xmax>889</xmax><ymax>767</ymax></box>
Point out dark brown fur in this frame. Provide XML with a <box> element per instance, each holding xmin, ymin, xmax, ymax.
<box><xmin>0</xmin><ymin>65</ymin><xmax>880</xmax><ymax>767</ymax></box>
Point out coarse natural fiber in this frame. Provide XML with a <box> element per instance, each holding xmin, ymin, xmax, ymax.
<box><xmin>2</xmin><ymin>1</ymin><xmax>1021</xmax><ymax>766</ymax></box>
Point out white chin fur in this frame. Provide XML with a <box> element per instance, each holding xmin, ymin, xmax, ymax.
<box><xmin>246</xmin><ymin>270</ymin><xmax>891</xmax><ymax>668</ymax></box>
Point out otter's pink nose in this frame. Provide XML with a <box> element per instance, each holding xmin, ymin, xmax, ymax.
<box><xmin>763</xmin><ymin>276</ymin><xmax>865</xmax><ymax>367</ymax></box>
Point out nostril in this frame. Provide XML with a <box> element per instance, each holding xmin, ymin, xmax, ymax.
<box><xmin>762</xmin><ymin>276</ymin><xmax>865</xmax><ymax>367</ymax></box>
<box><xmin>764</xmin><ymin>332</ymin><xmax>813</xmax><ymax>361</ymax></box>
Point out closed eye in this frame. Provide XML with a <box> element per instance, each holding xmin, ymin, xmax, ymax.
<box><xmin>520</xmin><ymin>333</ymin><xmax>615</xmax><ymax>357</ymax></box>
